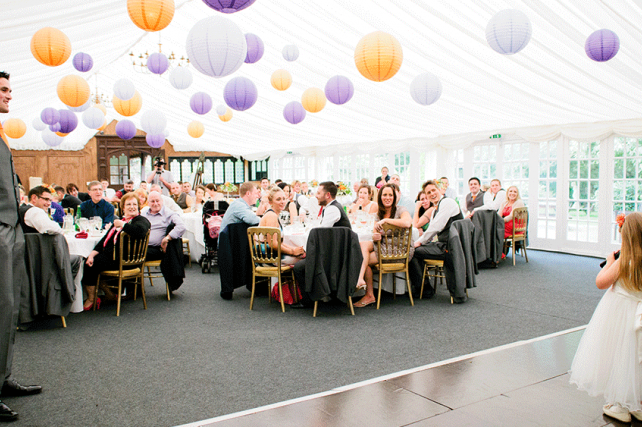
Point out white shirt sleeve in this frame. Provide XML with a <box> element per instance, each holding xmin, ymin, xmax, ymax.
<box><xmin>24</xmin><ymin>206</ymin><xmax>63</xmax><ymax>235</ymax></box>
<box><xmin>319</xmin><ymin>204</ymin><xmax>341</xmax><ymax>227</ymax></box>
<box><xmin>162</xmin><ymin>196</ymin><xmax>183</xmax><ymax>213</ymax></box>
<box><xmin>416</xmin><ymin>197</ymin><xmax>460</xmax><ymax>245</ymax></box>
<box><xmin>474</xmin><ymin>190</ymin><xmax>506</xmax><ymax>212</ymax></box>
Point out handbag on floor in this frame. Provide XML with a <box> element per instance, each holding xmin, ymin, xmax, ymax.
<box><xmin>271</xmin><ymin>280</ymin><xmax>302</xmax><ymax>305</ymax></box>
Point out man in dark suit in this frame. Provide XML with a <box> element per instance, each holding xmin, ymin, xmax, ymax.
<box><xmin>316</xmin><ymin>181</ymin><xmax>351</xmax><ymax>228</ymax></box>
<box><xmin>0</xmin><ymin>71</ymin><xmax>42</xmax><ymax>422</ymax></box>
<box><xmin>464</xmin><ymin>177</ymin><xmax>484</xmax><ymax>217</ymax></box>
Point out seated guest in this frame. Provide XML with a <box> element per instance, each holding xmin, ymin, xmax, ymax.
<box><xmin>134</xmin><ymin>188</ymin><xmax>148</xmax><ymax>211</ymax></box>
<box><xmin>409</xmin><ymin>180</ymin><xmax>463</xmax><ymax>297</ymax></box>
<box><xmin>259</xmin><ymin>178</ymin><xmax>270</xmax><ymax>198</ymax></box>
<box><xmin>471</xmin><ymin>178</ymin><xmax>506</xmax><ymax>216</ymax></box>
<box><xmin>147</xmin><ymin>184</ymin><xmax>181</xmax><ymax>214</ymax></box>
<box><xmin>316</xmin><ymin>181</ymin><xmax>351</xmax><ymax>227</ymax></box>
<box><xmin>354</xmin><ymin>183</ymin><xmax>413</xmax><ymax>308</ymax></box>
<box><xmin>60</xmin><ymin>183</ymin><xmax>82</xmax><ymax>211</ymax></box>
<box><xmin>41</xmin><ymin>185</ymin><xmax>64</xmax><ymax>224</ymax></box>
<box><xmin>19</xmin><ymin>186</ymin><xmax>82</xmax><ymax>277</ymax></box>
<box><xmin>375</xmin><ymin>166</ymin><xmax>390</xmax><ymax>189</ymax></box>
<box><xmin>139</xmin><ymin>181</ymin><xmax>148</xmax><ymax>192</ymax></box>
<box><xmin>170</xmin><ymin>182</ymin><xmax>193</xmax><ymax>212</ymax></box>
<box><xmin>258</xmin><ymin>187</ymin><xmax>306</xmax><ymax>264</ymax></box>
<box><xmin>413</xmin><ymin>190</ymin><xmax>434</xmax><ymax>233</ymax></box>
<box><xmin>219</xmin><ymin>182</ymin><xmax>260</xmax><ymax>234</ymax></box>
<box><xmin>277</xmin><ymin>182</ymin><xmax>299</xmax><ymax>222</ymax></box>
<box><xmin>81</xmin><ymin>193</ymin><xmax>150</xmax><ymax>310</ymax></box>
<box><xmin>300</xmin><ymin>181</ymin><xmax>311</xmax><ymax>196</ymax></box>
<box><xmin>190</xmin><ymin>185</ymin><xmax>207</xmax><ymax>213</ymax></box>
<box><xmin>143</xmin><ymin>192</ymin><xmax>186</xmax><ymax>291</ymax></box>
<box><xmin>80</xmin><ymin>181</ymin><xmax>115</xmax><ymax>227</ymax></box>
<box><xmin>182</xmin><ymin>181</ymin><xmax>195</xmax><ymax>198</ymax></box>
<box><xmin>54</xmin><ymin>186</ymin><xmax>66</xmax><ymax>208</ymax></box>
<box><xmin>441</xmin><ymin>176</ymin><xmax>457</xmax><ymax>200</ymax></box>
<box><xmin>499</xmin><ymin>186</ymin><xmax>525</xmax><ymax>238</ymax></box>
<box><xmin>388</xmin><ymin>178</ymin><xmax>417</xmax><ymax>218</ymax></box>
<box><xmin>205</xmin><ymin>183</ymin><xmax>225</xmax><ymax>201</ymax></box>
<box><xmin>464</xmin><ymin>177</ymin><xmax>484</xmax><ymax>217</ymax></box>
<box><xmin>349</xmin><ymin>184</ymin><xmax>377</xmax><ymax>214</ymax></box>
<box><xmin>101</xmin><ymin>179</ymin><xmax>116</xmax><ymax>202</ymax></box>
<box><xmin>114</xmin><ymin>180</ymin><xmax>135</xmax><ymax>202</ymax></box>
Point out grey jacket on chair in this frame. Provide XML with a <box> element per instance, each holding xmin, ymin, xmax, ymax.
<box><xmin>444</xmin><ymin>219</ymin><xmax>478</xmax><ymax>301</ymax></box>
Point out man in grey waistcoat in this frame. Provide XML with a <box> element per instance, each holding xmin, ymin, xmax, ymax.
<box><xmin>0</xmin><ymin>71</ymin><xmax>42</xmax><ymax>422</ymax></box>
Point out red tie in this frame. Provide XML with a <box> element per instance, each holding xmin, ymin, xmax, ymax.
<box><xmin>319</xmin><ymin>206</ymin><xmax>324</xmax><ymax>217</ymax></box>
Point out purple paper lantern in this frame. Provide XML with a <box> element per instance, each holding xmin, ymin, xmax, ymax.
<box><xmin>116</xmin><ymin>120</ymin><xmax>137</xmax><ymax>140</ymax></box>
<box><xmin>203</xmin><ymin>0</ymin><xmax>256</xmax><ymax>13</ymax></box>
<box><xmin>283</xmin><ymin>101</ymin><xmax>306</xmax><ymax>125</ymax></box>
<box><xmin>224</xmin><ymin>76</ymin><xmax>258</xmax><ymax>111</ymax></box>
<box><xmin>146</xmin><ymin>133</ymin><xmax>165</xmax><ymax>148</ymax></box>
<box><xmin>324</xmin><ymin>75</ymin><xmax>354</xmax><ymax>105</ymax></box>
<box><xmin>72</xmin><ymin>52</ymin><xmax>93</xmax><ymax>72</ymax></box>
<box><xmin>244</xmin><ymin>33</ymin><xmax>264</xmax><ymax>64</ymax></box>
<box><xmin>190</xmin><ymin>92</ymin><xmax>213</xmax><ymax>115</ymax></box>
<box><xmin>41</xmin><ymin>107</ymin><xmax>60</xmax><ymax>125</ymax></box>
<box><xmin>585</xmin><ymin>29</ymin><xmax>620</xmax><ymax>62</ymax></box>
<box><xmin>147</xmin><ymin>53</ymin><xmax>169</xmax><ymax>75</ymax></box>
<box><xmin>49</xmin><ymin>123</ymin><xmax>61</xmax><ymax>132</ymax></box>
<box><xmin>57</xmin><ymin>109</ymin><xmax>78</xmax><ymax>134</ymax></box>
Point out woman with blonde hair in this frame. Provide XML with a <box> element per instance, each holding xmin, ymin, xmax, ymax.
<box><xmin>258</xmin><ymin>187</ymin><xmax>305</xmax><ymax>265</ymax></box>
<box><xmin>134</xmin><ymin>188</ymin><xmax>148</xmax><ymax>210</ymax></box>
<box><xmin>349</xmin><ymin>184</ymin><xmax>377</xmax><ymax>214</ymax></box>
<box><xmin>498</xmin><ymin>186</ymin><xmax>525</xmax><ymax>238</ymax></box>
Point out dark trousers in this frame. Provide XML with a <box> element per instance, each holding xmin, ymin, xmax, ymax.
<box><xmin>408</xmin><ymin>241</ymin><xmax>447</xmax><ymax>296</ymax></box>
<box><xmin>80</xmin><ymin>252</ymin><xmax>119</xmax><ymax>289</ymax></box>
<box><xmin>146</xmin><ymin>245</ymin><xmax>184</xmax><ymax>291</ymax></box>
<box><xmin>0</xmin><ymin>224</ymin><xmax>27</xmax><ymax>382</ymax></box>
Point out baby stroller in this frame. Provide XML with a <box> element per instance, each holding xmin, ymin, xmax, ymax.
<box><xmin>200</xmin><ymin>200</ymin><xmax>229</xmax><ymax>273</ymax></box>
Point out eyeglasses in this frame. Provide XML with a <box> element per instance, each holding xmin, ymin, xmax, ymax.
<box><xmin>38</xmin><ymin>196</ymin><xmax>52</xmax><ymax>202</ymax></box>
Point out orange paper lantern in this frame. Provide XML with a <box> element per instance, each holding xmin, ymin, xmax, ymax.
<box><xmin>301</xmin><ymin>88</ymin><xmax>326</xmax><ymax>113</ymax></box>
<box><xmin>3</xmin><ymin>118</ymin><xmax>26</xmax><ymax>139</ymax></box>
<box><xmin>113</xmin><ymin>91</ymin><xmax>142</xmax><ymax>117</ymax></box>
<box><xmin>30</xmin><ymin>27</ymin><xmax>71</xmax><ymax>67</ymax></box>
<box><xmin>97</xmin><ymin>119</ymin><xmax>108</xmax><ymax>132</ymax></box>
<box><xmin>57</xmin><ymin>75</ymin><xmax>90</xmax><ymax>107</ymax></box>
<box><xmin>187</xmin><ymin>120</ymin><xmax>204</xmax><ymax>138</ymax></box>
<box><xmin>55</xmin><ymin>131</ymin><xmax>69</xmax><ymax>137</ymax></box>
<box><xmin>270</xmin><ymin>69</ymin><xmax>292</xmax><ymax>91</ymax></box>
<box><xmin>94</xmin><ymin>102</ymin><xmax>108</xmax><ymax>116</ymax></box>
<box><xmin>127</xmin><ymin>0</ymin><xmax>175</xmax><ymax>32</ymax></box>
<box><xmin>219</xmin><ymin>108</ymin><xmax>233</xmax><ymax>122</ymax></box>
<box><xmin>354</xmin><ymin>31</ymin><xmax>403</xmax><ymax>82</ymax></box>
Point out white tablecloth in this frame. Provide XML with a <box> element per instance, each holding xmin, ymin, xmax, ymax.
<box><xmin>64</xmin><ymin>232</ymin><xmax>103</xmax><ymax>313</ymax></box>
<box><xmin>180</xmin><ymin>212</ymin><xmax>205</xmax><ymax>262</ymax></box>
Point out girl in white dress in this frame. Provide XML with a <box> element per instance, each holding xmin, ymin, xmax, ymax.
<box><xmin>569</xmin><ymin>212</ymin><xmax>642</xmax><ymax>423</ymax></box>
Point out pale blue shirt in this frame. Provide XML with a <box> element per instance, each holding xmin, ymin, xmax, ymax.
<box><xmin>219</xmin><ymin>198</ymin><xmax>259</xmax><ymax>233</ymax></box>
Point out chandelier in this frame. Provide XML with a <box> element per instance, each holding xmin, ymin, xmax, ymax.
<box><xmin>128</xmin><ymin>34</ymin><xmax>189</xmax><ymax>74</ymax></box>
<box><xmin>91</xmin><ymin>73</ymin><xmax>112</xmax><ymax>107</ymax></box>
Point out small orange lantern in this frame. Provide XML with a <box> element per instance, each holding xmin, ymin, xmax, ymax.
<box><xmin>301</xmin><ymin>88</ymin><xmax>326</xmax><ymax>113</ymax></box>
<box><xmin>270</xmin><ymin>69</ymin><xmax>292</xmax><ymax>91</ymax></box>
<box><xmin>57</xmin><ymin>75</ymin><xmax>90</xmax><ymax>108</ymax></box>
<box><xmin>127</xmin><ymin>0</ymin><xmax>175</xmax><ymax>32</ymax></box>
<box><xmin>354</xmin><ymin>31</ymin><xmax>403</xmax><ymax>82</ymax></box>
<box><xmin>113</xmin><ymin>91</ymin><xmax>142</xmax><ymax>117</ymax></box>
<box><xmin>3</xmin><ymin>118</ymin><xmax>27</xmax><ymax>139</ymax></box>
<box><xmin>219</xmin><ymin>108</ymin><xmax>233</xmax><ymax>122</ymax></box>
<box><xmin>30</xmin><ymin>27</ymin><xmax>71</xmax><ymax>67</ymax></box>
<box><xmin>187</xmin><ymin>120</ymin><xmax>204</xmax><ymax>138</ymax></box>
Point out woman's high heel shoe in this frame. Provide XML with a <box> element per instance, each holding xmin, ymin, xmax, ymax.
<box><xmin>84</xmin><ymin>297</ymin><xmax>101</xmax><ymax>311</ymax></box>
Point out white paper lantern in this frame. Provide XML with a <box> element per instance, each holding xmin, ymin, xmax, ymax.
<box><xmin>410</xmin><ymin>72</ymin><xmax>442</xmax><ymax>106</ymax></box>
<box><xmin>67</xmin><ymin>98</ymin><xmax>92</xmax><ymax>112</ymax></box>
<box><xmin>82</xmin><ymin>107</ymin><xmax>105</xmax><ymax>129</ymax></box>
<box><xmin>282</xmin><ymin>44</ymin><xmax>299</xmax><ymax>61</ymax></box>
<box><xmin>169</xmin><ymin>67</ymin><xmax>193</xmax><ymax>90</ymax></box>
<box><xmin>32</xmin><ymin>116</ymin><xmax>47</xmax><ymax>131</ymax></box>
<box><xmin>42</xmin><ymin>128</ymin><xmax>64</xmax><ymax>147</ymax></box>
<box><xmin>486</xmin><ymin>9</ymin><xmax>532</xmax><ymax>55</ymax></box>
<box><xmin>215</xmin><ymin>104</ymin><xmax>227</xmax><ymax>116</ymax></box>
<box><xmin>140</xmin><ymin>109</ymin><xmax>167</xmax><ymax>134</ymax></box>
<box><xmin>186</xmin><ymin>16</ymin><xmax>247</xmax><ymax>78</ymax></box>
<box><xmin>113</xmin><ymin>78</ymin><xmax>135</xmax><ymax>101</ymax></box>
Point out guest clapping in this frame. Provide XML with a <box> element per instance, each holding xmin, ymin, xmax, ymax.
<box><xmin>349</xmin><ymin>185</ymin><xmax>377</xmax><ymax>215</ymax></box>
<box><xmin>354</xmin><ymin>184</ymin><xmax>413</xmax><ymax>308</ymax></box>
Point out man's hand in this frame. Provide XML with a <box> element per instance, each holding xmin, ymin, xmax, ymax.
<box><xmin>161</xmin><ymin>235</ymin><xmax>170</xmax><ymax>252</ymax></box>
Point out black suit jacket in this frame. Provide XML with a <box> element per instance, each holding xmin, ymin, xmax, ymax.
<box><xmin>93</xmin><ymin>215</ymin><xmax>151</xmax><ymax>260</ymax></box>
<box><xmin>218</xmin><ymin>222</ymin><xmax>253</xmax><ymax>293</ymax></box>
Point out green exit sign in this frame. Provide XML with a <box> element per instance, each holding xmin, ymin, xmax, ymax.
<box><xmin>286</xmin><ymin>151</ymin><xmax>293</xmax><ymax>155</ymax></box>
<box><xmin>489</xmin><ymin>134</ymin><xmax>502</xmax><ymax>139</ymax></box>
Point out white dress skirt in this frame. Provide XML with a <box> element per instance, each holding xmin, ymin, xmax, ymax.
<box><xmin>569</xmin><ymin>281</ymin><xmax>642</xmax><ymax>411</ymax></box>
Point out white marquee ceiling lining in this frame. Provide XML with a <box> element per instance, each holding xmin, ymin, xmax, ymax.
<box><xmin>2</xmin><ymin>0</ymin><xmax>642</xmax><ymax>160</ymax></box>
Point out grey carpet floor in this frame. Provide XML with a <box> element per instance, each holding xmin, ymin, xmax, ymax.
<box><xmin>4</xmin><ymin>250</ymin><xmax>604</xmax><ymax>427</ymax></box>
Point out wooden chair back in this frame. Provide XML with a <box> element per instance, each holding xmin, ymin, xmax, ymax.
<box><xmin>111</xmin><ymin>201</ymin><xmax>121</xmax><ymax>218</ymax></box>
<box><xmin>512</xmin><ymin>207</ymin><xmax>528</xmax><ymax>238</ymax></box>
<box><xmin>247</xmin><ymin>227</ymin><xmax>283</xmax><ymax>269</ymax></box>
<box><xmin>114</xmin><ymin>230</ymin><xmax>150</xmax><ymax>268</ymax></box>
<box><xmin>377</xmin><ymin>223</ymin><xmax>412</xmax><ymax>265</ymax></box>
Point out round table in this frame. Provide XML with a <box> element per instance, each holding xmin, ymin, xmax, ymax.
<box><xmin>180</xmin><ymin>212</ymin><xmax>205</xmax><ymax>262</ymax></box>
<box><xmin>64</xmin><ymin>231</ymin><xmax>104</xmax><ymax>313</ymax></box>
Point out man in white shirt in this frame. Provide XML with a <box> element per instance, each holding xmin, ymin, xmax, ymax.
<box><xmin>19</xmin><ymin>186</ymin><xmax>82</xmax><ymax>276</ymax></box>
<box><xmin>316</xmin><ymin>181</ymin><xmax>351</xmax><ymax>228</ymax></box>
<box><xmin>100</xmin><ymin>180</ymin><xmax>116</xmax><ymax>202</ymax></box>
<box><xmin>409</xmin><ymin>180</ymin><xmax>463</xmax><ymax>298</ymax></box>
<box><xmin>144</xmin><ymin>184</ymin><xmax>182</xmax><ymax>214</ymax></box>
<box><xmin>471</xmin><ymin>178</ymin><xmax>506</xmax><ymax>215</ymax></box>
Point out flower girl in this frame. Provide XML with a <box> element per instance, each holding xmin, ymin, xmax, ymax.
<box><xmin>569</xmin><ymin>212</ymin><xmax>642</xmax><ymax>423</ymax></box>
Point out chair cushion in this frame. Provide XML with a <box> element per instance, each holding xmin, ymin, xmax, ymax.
<box><xmin>377</xmin><ymin>262</ymin><xmax>406</xmax><ymax>271</ymax></box>
<box><xmin>101</xmin><ymin>267</ymin><xmax>142</xmax><ymax>277</ymax></box>
<box><xmin>256</xmin><ymin>265</ymin><xmax>292</xmax><ymax>274</ymax></box>
<box><xmin>144</xmin><ymin>260</ymin><xmax>162</xmax><ymax>267</ymax></box>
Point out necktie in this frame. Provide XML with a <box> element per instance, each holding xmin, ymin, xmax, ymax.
<box><xmin>0</xmin><ymin>122</ymin><xmax>9</xmax><ymax>149</ymax></box>
<box><xmin>319</xmin><ymin>206</ymin><xmax>324</xmax><ymax>217</ymax></box>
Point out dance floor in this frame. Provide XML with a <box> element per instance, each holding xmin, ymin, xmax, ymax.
<box><xmin>183</xmin><ymin>328</ymin><xmax>632</xmax><ymax>427</ymax></box>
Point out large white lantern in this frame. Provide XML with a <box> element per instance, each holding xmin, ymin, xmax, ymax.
<box><xmin>185</xmin><ymin>15</ymin><xmax>247</xmax><ymax>78</ymax></box>
<box><xmin>410</xmin><ymin>72</ymin><xmax>442</xmax><ymax>106</ymax></box>
<box><xmin>82</xmin><ymin>107</ymin><xmax>105</xmax><ymax>129</ymax></box>
<box><xmin>113</xmin><ymin>78</ymin><xmax>135</xmax><ymax>101</ymax></box>
<box><xmin>169</xmin><ymin>67</ymin><xmax>193</xmax><ymax>89</ymax></box>
<box><xmin>32</xmin><ymin>116</ymin><xmax>47</xmax><ymax>131</ymax></box>
<box><xmin>42</xmin><ymin>128</ymin><xmax>64</xmax><ymax>147</ymax></box>
<box><xmin>140</xmin><ymin>109</ymin><xmax>167</xmax><ymax>134</ymax></box>
<box><xmin>486</xmin><ymin>9</ymin><xmax>532</xmax><ymax>55</ymax></box>
<box><xmin>68</xmin><ymin>98</ymin><xmax>92</xmax><ymax>112</ymax></box>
